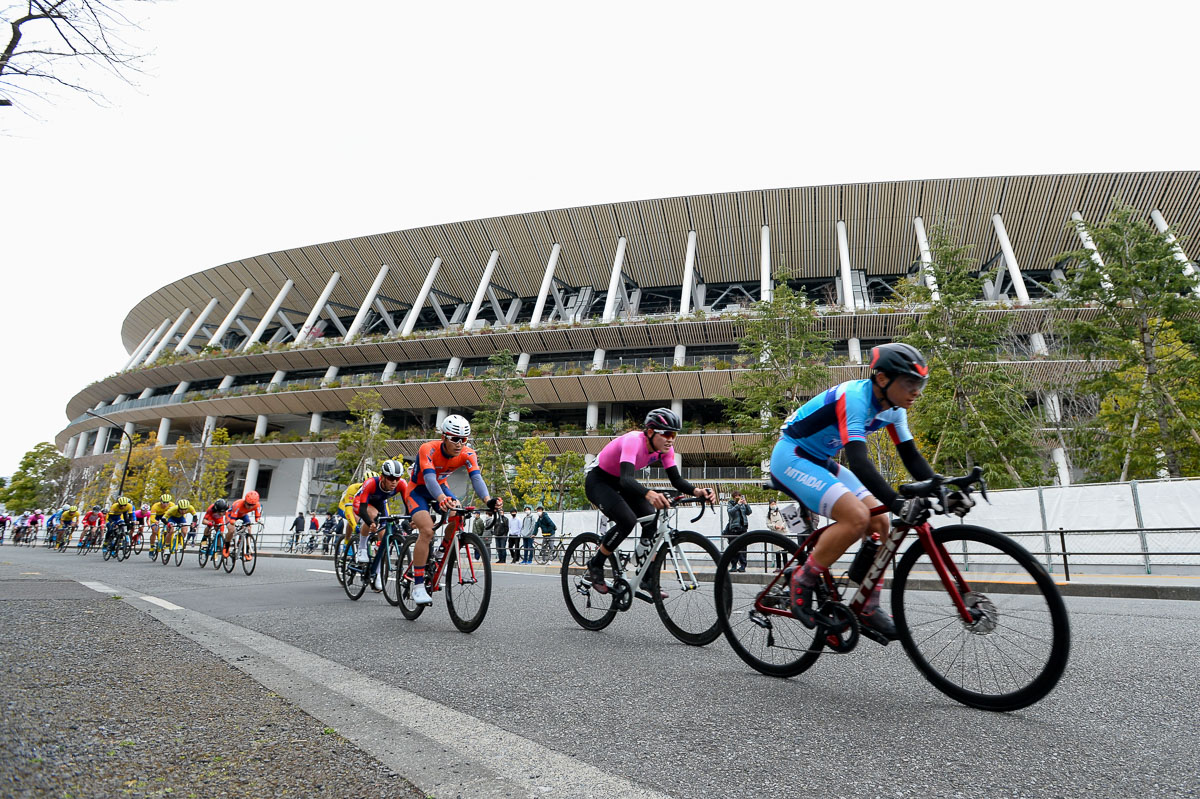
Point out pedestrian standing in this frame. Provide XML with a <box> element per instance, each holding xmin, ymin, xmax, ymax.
<box><xmin>507</xmin><ymin>509</ymin><xmax>521</xmax><ymax>564</ymax></box>
<box><xmin>520</xmin><ymin>506</ymin><xmax>537</xmax><ymax>564</ymax></box>
<box><xmin>289</xmin><ymin>512</ymin><xmax>305</xmax><ymax>550</ymax></box>
<box><xmin>724</xmin><ymin>491</ymin><xmax>752</xmax><ymax>572</ymax></box>
<box><xmin>489</xmin><ymin>508</ymin><xmax>510</xmax><ymax>563</ymax></box>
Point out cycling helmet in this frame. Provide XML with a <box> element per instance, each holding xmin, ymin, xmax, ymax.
<box><xmin>69</xmin><ymin>505</ymin><xmax>78</xmax><ymax>512</ymax></box>
<box><xmin>176</xmin><ymin>499</ymin><xmax>192</xmax><ymax>511</ymax></box>
<box><xmin>363</xmin><ymin>469</ymin><xmax>379</xmax><ymax>481</ymax></box>
<box><xmin>117</xmin><ymin>496</ymin><xmax>131</xmax><ymax>506</ymax></box>
<box><xmin>869</xmin><ymin>342</ymin><xmax>928</xmax><ymax>381</ymax></box>
<box><xmin>92</xmin><ymin>505</ymin><xmax>101</xmax><ymax>512</ymax></box>
<box><xmin>141</xmin><ymin>503</ymin><xmax>150</xmax><ymax>511</ymax></box>
<box><xmin>244</xmin><ymin>490</ymin><xmax>260</xmax><ymax>506</ymax></box>
<box><xmin>159</xmin><ymin>493</ymin><xmax>173</xmax><ymax>503</ymax></box>
<box><xmin>380</xmin><ymin>459</ymin><xmax>404</xmax><ymax>479</ymax></box>
<box><xmin>644</xmin><ymin>407</ymin><xmax>683</xmax><ymax>433</ymax></box>
<box><xmin>213</xmin><ymin>498</ymin><xmax>229</xmax><ymax>513</ymax></box>
<box><xmin>441</xmin><ymin>414</ymin><xmax>471</xmax><ymax>438</ymax></box>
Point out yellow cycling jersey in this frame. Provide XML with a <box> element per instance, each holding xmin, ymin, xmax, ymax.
<box><xmin>109</xmin><ymin>502</ymin><xmax>135</xmax><ymax>515</ymax></box>
<box><xmin>150</xmin><ymin>501</ymin><xmax>173</xmax><ymax>517</ymax></box>
<box><xmin>163</xmin><ymin>504</ymin><xmax>191</xmax><ymax>521</ymax></box>
<box><xmin>60</xmin><ymin>510</ymin><xmax>79</xmax><ymax>524</ymax></box>
<box><xmin>339</xmin><ymin>482</ymin><xmax>363</xmax><ymax>509</ymax></box>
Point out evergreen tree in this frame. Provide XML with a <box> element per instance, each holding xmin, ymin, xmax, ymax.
<box><xmin>1055</xmin><ymin>201</ymin><xmax>1200</xmax><ymax>479</ymax></box>
<box><xmin>512</xmin><ymin>436</ymin><xmax>553</xmax><ymax>508</ymax></box>
<box><xmin>903</xmin><ymin>223</ymin><xmax>1047</xmax><ymax>488</ymax></box>
<box><xmin>331</xmin><ymin>391</ymin><xmax>396</xmax><ymax>487</ymax></box>
<box><xmin>0</xmin><ymin>442</ymin><xmax>70</xmax><ymax>510</ymax></box>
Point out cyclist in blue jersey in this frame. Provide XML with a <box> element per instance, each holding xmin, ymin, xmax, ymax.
<box><xmin>768</xmin><ymin>342</ymin><xmax>971</xmax><ymax>643</ymax></box>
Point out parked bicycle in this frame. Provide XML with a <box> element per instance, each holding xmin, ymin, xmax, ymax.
<box><xmin>533</xmin><ymin>535</ymin><xmax>576</xmax><ymax>566</ymax></box>
<box><xmin>390</xmin><ymin>507</ymin><xmax>492</xmax><ymax>633</ymax></box>
<box><xmin>561</xmin><ymin>495</ymin><xmax>722</xmax><ymax>646</ymax></box>
<box><xmin>715</xmin><ymin>467</ymin><xmax>1071</xmax><ymax>712</ymax></box>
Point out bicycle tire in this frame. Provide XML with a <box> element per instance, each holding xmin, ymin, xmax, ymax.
<box><xmin>392</xmin><ymin>534</ymin><xmax>426</xmax><ymax>619</ymax></box>
<box><xmin>173</xmin><ymin>533</ymin><xmax>186</xmax><ymax>567</ymax></box>
<box><xmin>132</xmin><ymin>532</ymin><xmax>144</xmax><ymax>555</ymax></box>
<box><xmin>533</xmin><ymin>539</ymin><xmax>553</xmax><ymax>566</ymax></box>
<box><xmin>446</xmin><ymin>531</ymin><xmax>491</xmax><ymax>633</ymax></box>
<box><xmin>101</xmin><ymin>539</ymin><xmax>113</xmax><ymax>561</ymax></box>
<box><xmin>334</xmin><ymin>540</ymin><xmax>348</xmax><ymax>586</ymax></box>
<box><xmin>342</xmin><ymin>540</ymin><xmax>369</xmax><ymax>601</ymax></box>
<box><xmin>651</xmin><ymin>529</ymin><xmax>723</xmax><ymax>646</ymax></box>
<box><xmin>716</xmin><ymin>530</ymin><xmax>823</xmax><ymax>678</ymax></box>
<box><xmin>223</xmin><ymin>536</ymin><xmax>238</xmax><ymax>574</ymax></box>
<box><xmin>560</xmin><ymin>533</ymin><xmax>619</xmax><ymax>631</ymax></box>
<box><xmin>198</xmin><ymin>538</ymin><xmax>210</xmax><ymax>568</ymax></box>
<box><xmin>382</xmin><ymin>536</ymin><xmax>403</xmax><ymax>607</ymax></box>
<box><xmin>892</xmin><ymin>524</ymin><xmax>1071</xmax><ymax>712</ymax></box>
<box><xmin>119</xmin><ymin>534</ymin><xmax>132</xmax><ymax>561</ymax></box>
<box><xmin>241</xmin><ymin>534</ymin><xmax>257</xmax><ymax>575</ymax></box>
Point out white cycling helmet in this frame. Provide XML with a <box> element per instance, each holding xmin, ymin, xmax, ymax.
<box><xmin>441</xmin><ymin>414</ymin><xmax>471</xmax><ymax>438</ymax></box>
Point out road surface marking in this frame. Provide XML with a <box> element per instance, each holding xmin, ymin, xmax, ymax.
<box><xmin>80</xmin><ymin>581</ymin><xmax>116</xmax><ymax>594</ymax></box>
<box><xmin>139</xmin><ymin>595</ymin><xmax>183</xmax><ymax>611</ymax></box>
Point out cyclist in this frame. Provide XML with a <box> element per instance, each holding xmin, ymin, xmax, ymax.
<box><xmin>582</xmin><ymin>408</ymin><xmax>715</xmax><ymax>599</ymax></box>
<box><xmin>403</xmin><ymin>415</ymin><xmax>502</xmax><ymax>605</ymax></box>
<box><xmin>80</xmin><ymin>506</ymin><xmax>104</xmax><ymax>548</ymax></box>
<box><xmin>771</xmin><ymin>342</ymin><xmax>963</xmax><ymax>643</ymax></box>
<box><xmin>149</xmin><ymin>493</ymin><xmax>174</xmax><ymax>550</ymax></box>
<box><xmin>135</xmin><ymin>503</ymin><xmax>152</xmax><ymax>538</ymax></box>
<box><xmin>335</xmin><ymin>469</ymin><xmax>376</xmax><ymax>554</ymax></box>
<box><xmin>223</xmin><ymin>490</ymin><xmax>262</xmax><ymax>558</ymax></box>
<box><xmin>106</xmin><ymin>496</ymin><xmax>137</xmax><ymax>548</ymax></box>
<box><xmin>200</xmin><ymin>498</ymin><xmax>228</xmax><ymax>549</ymax></box>
<box><xmin>58</xmin><ymin>505</ymin><xmax>80</xmax><ymax>548</ymax></box>
<box><xmin>162</xmin><ymin>499</ymin><xmax>196</xmax><ymax>546</ymax></box>
<box><xmin>350</xmin><ymin>460</ymin><xmax>408</xmax><ymax>592</ymax></box>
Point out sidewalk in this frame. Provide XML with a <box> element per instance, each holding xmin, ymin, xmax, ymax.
<box><xmin>0</xmin><ymin>562</ymin><xmax>422</xmax><ymax>799</ymax></box>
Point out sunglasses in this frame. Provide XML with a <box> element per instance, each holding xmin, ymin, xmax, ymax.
<box><xmin>655</xmin><ymin>431</ymin><xmax>677</xmax><ymax>441</ymax></box>
<box><xmin>444</xmin><ymin>435</ymin><xmax>468</xmax><ymax>444</ymax></box>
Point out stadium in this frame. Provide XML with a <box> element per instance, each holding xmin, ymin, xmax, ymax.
<box><xmin>55</xmin><ymin>170</ymin><xmax>1200</xmax><ymax>519</ymax></box>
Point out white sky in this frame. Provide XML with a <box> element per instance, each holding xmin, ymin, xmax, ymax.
<box><xmin>2</xmin><ymin>0</ymin><xmax>1197</xmax><ymax>476</ymax></box>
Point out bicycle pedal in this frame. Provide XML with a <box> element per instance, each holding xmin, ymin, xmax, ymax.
<box><xmin>858</xmin><ymin>626</ymin><xmax>890</xmax><ymax>646</ymax></box>
<box><xmin>633</xmin><ymin>590</ymin><xmax>655</xmax><ymax>604</ymax></box>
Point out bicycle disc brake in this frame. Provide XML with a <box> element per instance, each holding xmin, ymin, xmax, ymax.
<box><xmin>962</xmin><ymin>591</ymin><xmax>999</xmax><ymax>634</ymax></box>
<box><xmin>816</xmin><ymin>602</ymin><xmax>860</xmax><ymax>653</ymax></box>
<box><xmin>612</xmin><ymin>578</ymin><xmax>633</xmax><ymax>612</ymax></box>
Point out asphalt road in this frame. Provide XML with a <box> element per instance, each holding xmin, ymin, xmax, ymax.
<box><xmin>5</xmin><ymin>545</ymin><xmax>1198</xmax><ymax>799</ymax></box>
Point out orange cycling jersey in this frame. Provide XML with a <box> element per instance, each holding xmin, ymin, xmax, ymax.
<box><xmin>226</xmin><ymin>499</ymin><xmax>262</xmax><ymax>523</ymax></box>
<box><xmin>411</xmin><ymin>440</ymin><xmax>482</xmax><ymax>490</ymax></box>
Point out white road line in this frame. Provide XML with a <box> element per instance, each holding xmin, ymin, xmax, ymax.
<box><xmin>79</xmin><ymin>581</ymin><xmax>116</xmax><ymax>594</ymax></box>
<box><xmin>138</xmin><ymin>595</ymin><xmax>183</xmax><ymax>611</ymax></box>
<box><xmin>306</xmin><ymin>568</ymin><xmax>336</xmax><ymax>574</ymax></box>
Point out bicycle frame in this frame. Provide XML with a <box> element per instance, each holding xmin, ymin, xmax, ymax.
<box><xmin>423</xmin><ymin>513</ymin><xmax>477</xmax><ymax>593</ymax></box>
<box><xmin>609</xmin><ymin>506</ymin><xmax>706</xmax><ymax>594</ymax></box>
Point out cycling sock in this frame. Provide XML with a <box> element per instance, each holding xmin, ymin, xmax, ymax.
<box><xmin>587</xmin><ymin>552</ymin><xmax>606</xmax><ymax>571</ymax></box>
<box><xmin>797</xmin><ymin>556</ymin><xmax>828</xmax><ymax>587</ymax></box>
<box><xmin>414</xmin><ymin>566</ymin><xmax>425</xmax><ymax>585</ymax></box>
<box><xmin>358</xmin><ymin>534</ymin><xmax>369</xmax><ymax>552</ymax></box>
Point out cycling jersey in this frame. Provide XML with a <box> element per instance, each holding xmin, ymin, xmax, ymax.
<box><xmin>337</xmin><ymin>482</ymin><xmax>363</xmax><ymax>535</ymax></box>
<box><xmin>109</xmin><ymin>502</ymin><xmax>135</xmax><ymax>516</ymax></box>
<box><xmin>595</xmin><ymin>430</ymin><xmax>677</xmax><ymax>475</ymax></box>
<box><xmin>149</xmin><ymin>501</ymin><xmax>173</xmax><ymax>519</ymax></box>
<box><xmin>780</xmin><ymin>379</ymin><xmax>913</xmax><ymax>458</ymax></box>
<box><xmin>202</xmin><ymin>504</ymin><xmax>226</xmax><ymax>527</ymax></box>
<box><xmin>226</xmin><ymin>499</ymin><xmax>261</xmax><ymax>525</ymax></box>
<box><xmin>60</xmin><ymin>510</ymin><xmax>78</xmax><ymax>525</ymax></box>
<box><xmin>82</xmin><ymin>511</ymin><xmax>104</xmax><ymax>526</ymax></box>
<box><xmin>162</xmin><ymin>504</ymin><xmax>192</xmax><ymax>524</ymax></box>
<box><xmin>352</xmin><ymin>476</ymin><xmax>401</xmax><ymax>517</ymax></box>
<box><xmin>407</xmin><ymin>440</ymin><xmax>490</xmax><ymax>511</ymax></box>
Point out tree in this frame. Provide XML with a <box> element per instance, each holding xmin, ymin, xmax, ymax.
<box><xmin>1</xmin><ymin>1</ymin><xmax>152</xmax><ymax>110</ymax></box>
<box><xmin>472</xmin><ymin>350</ymin><xmax>534</xmax><ymax>502</ymax></box>
<box><xmin>548</xmin><ymin>450</ymin><xmax>587</xmax><ymax>510</ymax></box>
<box><xmin>331</xmin><ymin>391</ymin><xmax>395</xmax><ymax>487</ymax></box>
<box><xmin>0</xmin><ymin>441</ymin><xmax>70</xmax><ymax>510</ymax></box>
<box><xmin>1055</xmin><ymin>201</ymin><xmax>1200</xmax><ymax>480</ymax></box>
<box><xmin>720</xmin><ymin>277</ymin><xmax>832</xmax><ymax>468</ymax></box>
<box><xmin>903</xmin><ymin>223</ymin><xmax>1048</xmax><ymax>489</ymax></box>
<box><xmin>511</xmin><ymin>436</ymin><xmax>553</xmax><ymax>508</ymax></box>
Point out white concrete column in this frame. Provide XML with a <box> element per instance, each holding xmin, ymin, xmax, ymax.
<box><xmin>463</xmin><ymin>250</ymin><xmax>501</xmax><ymax>331</ymax></box>
<box><xmin>678</xmin><ymin>231</ymin><xmax>698</xmax><ymax>316</ymax></box>
<box><xmin>837</xmin><ymin>220</ymin><xmax>861</xmax><ymax>363</ymax></box>
<box><xmin>435</xmin><ymin>408</ymin><xmax>449</xmax><ymax>429</ymax></box>
<box><xmin>74</xmin><ymin>433</ymin><xmax>89</xmax><ymax>458</ymax></box>
<box><xmin>673</xmin><ymin>344</ymin><xmax>687</xmax><ymax>367</ymax></box>
<box><xmin>128</xmin><ymin>318</ymin><xmax>173</xmax><ymax>369</ymax></box>
<box><xmin>155</xmin><ymin>418</ymin><xmax>172</xmax><ymax>448</ymax></box>
<box><xmin>90</xmin><ymin>404</ymin><xmax>109</xmax><ymax>455</ymax></box>
<box><xmin>295</xmin><ymin>458</ymin><xmax>313</xmax><ymax>515</ymax></box>
<box><xmin>760</xmin><ymin>225</ymin><xmax>772</xmax><ymax>303</ymax></box>
<box><xmin>528</xmin><ymin>244</ymin><xmax>561</xmax><ymax>327</ymax></box>
<box><xmin>174</xmin><ymin>298</ymin><xmax>221</xmax><ymax>353</ymax></box>
<box><xmin>670</xmin><ymin>399</ymin><xmax>683</xmax><ymax>418</ymax></box>
<box><xmin>344</xmin><ymin>265</ymin><xmax>389</xmax><ymax>342</ymax></box>
<box><xmin>65</xmin><ymin>436</ymin><xmax>77</xmax><ymax>457</ymax></box>
<box><xmin>1151</xmin><ymin>209</ymin><xmax>1200</xmax><ymax>287</ymax></box>
<box><xmin>381</xmin><ymin>362</ymin><xmax>398</xmax><ymax>382</ymax></box>
<box><xmin>586</xmin><ymin>404</ymin><xmax>600</xmax><ymax>432</ymax></box>
<box><xmin>201</xmin><ymin>416</ymin><xmax>217</xmax><ymax>447</ymax></box>
<box><xmin>244</xmin><ymin>459</ymin><xmax>261</xmax><ymax>493</ymax></box>
<box><xmin>217</xmin><ymin>375</ymin><xmax>236</xmax><ymax>391</ymax></box>
<box><xmin>913</xmin><ymin>217</ymin><xmax>941</xmax><ymax>302</ymax></box>
<box><xmin>293</xmin><ymin>271</ymin><xmax>341</xmax><ymax>346</ymax></box>
<box><xmin>991</xmin><ymin>214</ymin><xmax>1033</xmax><ymax>305</ymax></box>
<box><xmin>122</xmin><ymin>328</ymin><xmax>158</xmax><ymax>370</ymax></box>
<box><xmin>241</xmin><ymin>280</ymin><xmax>294</xmax><ymax>351</ymax></box>
<box><xmin>309</xmin><ymin>413</ymin><xmax>323</xmax><ymax>435</ymax></box>
<box><xmin>1071</xmin><ymin>212</ymin><xmax>1113</xmax><ymax>293</ymax></box>
<box><xmin>601</xmin><ymin>237</ymin><xmax>628</xmax><ymax>323</ymax></box>
<box><xmin>208</xmin><ymin>288</ymin><xmax>254</xmax><ymax>347</ymax></box>
<box><xmin>137</xmin><ymin>387</ymin><xmax>154</xmax><ymax>400</ymax></box>
<box><xmin>399</xmin><ymin>257</ymin><xmax>442</xmax><ymax>336</ymax></box>
<box><xmin>122</xmin><ymin>422</ymin><xmax>136</xmax><ymax>448</ymax></box>
<box><xmin>253</xmin><ymin>415</ymin><xmax>269</xmax><ymax>440</ymax></box>
<box><xmin>144</xmin><ymin>309</ymin><xmax>193</xmax><ymax>366</ymax></box>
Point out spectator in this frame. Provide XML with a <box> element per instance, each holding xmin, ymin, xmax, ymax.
<box><xmin>319</xmin><ymin>512</ymin><xmax>342</xmax><ymax>554</ymax></box>
<box><xmin>767</xmin><ymin>497</ymin><xmax>787</xmax><ymax>568</ymax></box>
<box><xmin>488</xmin><ymin>508</ymin><xmax>510</xmax><ymax>563</ymax></box>
<box><xmin>724</xmin><ymin>491</ymin><xmax>752</xmax><ymax>572</ymax></box>
<box><xmin>310</xmin><ymin>514</ymin><xmax>319</xmax><ymax>532</ymax></box>
<box><xmin>290</xmin><ymin>512</ymin><xmax>305</xmax><ymax>549</ymax></box>
<box><xmin>507</xmin><ymin>509</ymin><xmax>521</xmax><ymax>564</ymax></box>
<box><xmin>535</xmin><ymin>506</ymin><xmax>557</xmax><ymax>541</ymax></box>
<box><xmin>520</xmin><ymin>506</ymin><xmax>537</xmax><ymax>564</ymax></box>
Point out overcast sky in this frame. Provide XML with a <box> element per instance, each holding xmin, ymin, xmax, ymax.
<box><xmin>2</xmin><ymin>0</ymin><xmax>1196</xmax><ymax>476</ymax></box>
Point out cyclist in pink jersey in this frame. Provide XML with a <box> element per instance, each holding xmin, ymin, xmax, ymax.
<box><xmin>583</xmin><ymin>408</ymin><xmax>714</xmax><ymax>595</ymax></box>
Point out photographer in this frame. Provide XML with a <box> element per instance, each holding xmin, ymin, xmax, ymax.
<box><xmin>723</xmin><ymin>491</ymin><xmax>752</xmax><ymax>572</ymax></box>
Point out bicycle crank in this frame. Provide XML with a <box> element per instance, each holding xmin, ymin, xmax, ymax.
<box><xmin>816</xmin><ymin>602</ymin><xmax>860</xmax><ymax>653</ymax></box>
<box><xmin>611</xmin><ymin>578</ymin><xmax>633</xmax><ymax>612</ymax></box>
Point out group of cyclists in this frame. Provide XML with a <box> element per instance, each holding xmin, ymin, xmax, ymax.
<box><xmin>5</xmin><ymin>340</ymin><xmax>945</xmax><ymax>639</ymax></box>
<box><xmin>2</xmin><ymin>489</ymin><xmax>265</xmax><ymax>562</ymax></box>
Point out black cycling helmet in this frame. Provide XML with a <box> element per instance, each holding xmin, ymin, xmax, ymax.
<box><xmin>869</xmin><ymin>342</ymin><xmax>929</xmax><ymax>381</ymax></box>
<box><xmin>213</xmin><ymin>498</ymin><xmax>229</xmax><ymax>513</ymax></box>
<box><xmin>644</xmin><ymin>407</ymin><xmax>683</xmax><ymax>433</ymax></box>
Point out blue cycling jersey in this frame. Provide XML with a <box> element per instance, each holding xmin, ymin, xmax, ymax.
<box><xmin>780</xmin><ymin>379</ymin><xmax>913</xmax><ymax>458</ymax></box>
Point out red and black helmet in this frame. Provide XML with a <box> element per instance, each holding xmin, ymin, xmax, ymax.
<box><xmin>869</xmin><ymin>343</ymin><xmax>929</xmax><ymax>382</ymax></box>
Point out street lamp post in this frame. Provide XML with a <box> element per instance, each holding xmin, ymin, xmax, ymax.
<box><xmin>84</xmin><ymin>410</ymin><xmax>134</xmax><ymax>498</ymax></box>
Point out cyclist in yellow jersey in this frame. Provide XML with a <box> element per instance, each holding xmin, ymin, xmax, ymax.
<box><xmin>58</xmin><ymin>505</ymin><xmax>80</xmax><ymax>547</ymax></box>
<box><xmin>106</xmin><ymin>496</ymin><xmax>136</xmax><ymax>547</ymax></box>
<box><xmin>163</xmin><ymin>499</ymin><xmax>196</xmax><ymax>545</ymax></box>
<box><xmin>149</xmin><ymin>494</ymin><xmax>174</xmax><ymax>549</ymax></box>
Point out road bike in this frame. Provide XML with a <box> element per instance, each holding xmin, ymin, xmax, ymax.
<box><xmin>561</xmin><ymin>495</ymin><xmax>722</xmax><ymax>646</ymax></box>
<box><xmin>55</xmin><ymin>525</ymin><xmax>76</xmax><ymax>552</ymax></box>
<box><xmin>340</xmin><ymin>514</ymin><xmax>410</xmax><ymax>601</ymax></box>
<box><xmin>533</xmin><ymin>535</ymin><xmax>577</xmax><ymax>566</ymax></box>
<box><xmin>101</xmin><ymin>523</ymin><xmax>131</xmax><ymax>562</ymax></box>
<box><xmin>77</xmin><ymin>526</ymin><xmax>100</xmax><ymax>555</ymax></box>
<box><xmin>222</xmin><ymin>521</ymin><xmax>260</xmax><ymax>575</ymax></box>
<box><xmin>715</xmin><ymin>467</ymin><xmax>1071</xmax><ymax>712</ymax></box>
<box><xmin>390</xmin><ymin>507</ymin><xmax>492</xmax><ymax>633</ymax></box>
<box><xmin>160</xmin><ymin>523</ymin><xmax>187</xmax><ymax>567</ymax></box>
<box><xmin>197</xmin><ymin>525</ymin><xmax>226</xmax><ymax>570</ymax></box>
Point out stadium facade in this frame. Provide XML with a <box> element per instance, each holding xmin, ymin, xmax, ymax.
<box><xmin>56</xmin><ymin>171</ymin><xmax>1200</xmax><ymax>517</ymax></box>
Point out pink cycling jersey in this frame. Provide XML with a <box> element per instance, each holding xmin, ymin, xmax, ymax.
<box><xmin>595</xmin><ymin>430</ymin><xmax>677</xmax><ymax>476</ymax></box>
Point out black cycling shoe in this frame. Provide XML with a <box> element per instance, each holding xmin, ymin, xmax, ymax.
<box><xmin>858</xmin><ymin>609</ymin><xmax>898</xmax><ymax>644</ymax></box>
<box><xmin>635</xmin><ymin>578</ymin><xmax>668</xmax><ymax>602</ymax></box>
<box><xmin>789</xmin><ymin>573</ymin><xmax>818</xmax><ymax>629</ymax></box>
<box><xmin>585</xmin><ymin>566</ymin><xmax>610</xmax><ymax>594</ymax></box>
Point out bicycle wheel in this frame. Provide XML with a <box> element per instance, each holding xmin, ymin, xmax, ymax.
<box><xmin>560</xmin><ymin>533</ymin><xmax>619</xmax><ymax>631</ymax></box>
<box><xmin>892</xmin><ymin>524</ymin><xmax>1070</xmax><ymax>712</ymax></box>
<box><xmin>342</xmin><ymin>541</ymin><xmax>369</xmax><ymax>601</ymax></box>
<box><xmin>446</xmin><ymin>531</ymin><xmax>491</xmax><ymax>633</ymax></box>
<box><xmin>389</xmin><ymin>534</ymin><xmax>424</xmax><ymax>619</ymax></box>
<box><xmin>716</xmin><ymin>530</ymin><xmax>823</xmax><ymax>678</ymax></box>
<box><xmin>650</xmin><ymin>530</ymin><xmax>723</xmax><ymax>646</ymax></box>
<box><xmin>101</xmin><ymin>538</ymin><xmax>113</xmax><ymax>561</ymax></box>
<box><xmin>241</xmin><ymin>534</ymin><xmax>257</xmax><ymax>575</ymax></box>
<box><xmin>173</xmin><ymin>533</ymin><xmax>186</xmax><ymax>566</ymax></box>
<box><xmin>533</xmin><ymin>539</ymin><xmax>553</xmax><ymax>566</ymax></box>
<box><xmin>132</xmin><ymin>532</ymin><xmax>144</xmax><ymax>555</ymax></box>
<box><xmin>223</xmin><ymin>536</ymin><xmax>238</xmax><ymax>574</ymax></box>
<box><xmin>334</xmin><ymin>540</ymin><xmax>348</xmax><ymax>586</ymax></box>
<box><xmin>198</xmin><ymin>537</ymin><xmax>210</xmax><ymax>568</ymax></box>
<box><xmin>119</xmin><ymin>534</ymin><xmax>132</xmax><ymax>561</ymax></box>
<box><xmin>382</xmin><ymin>535</ymin><xmax>403</xmax><ymax>607</ymax></box>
